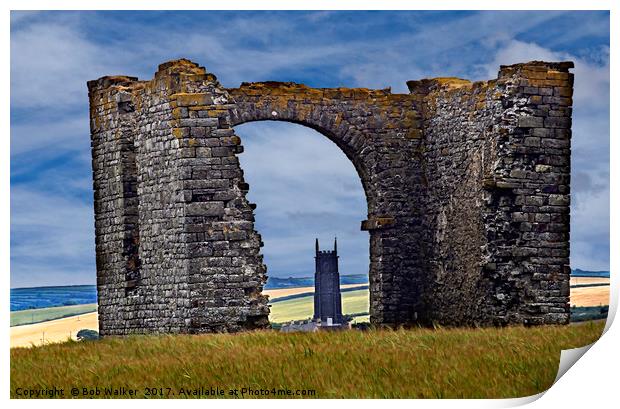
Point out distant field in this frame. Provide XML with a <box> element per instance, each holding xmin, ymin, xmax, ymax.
<box><xmin>570</xmin><ymin>286</ymin><xmax>609</xmax><ymax>307</ymax></box>
<box><xmin>570</xmin><ymin>277</ymin><xmax>609</xmax><ymax>286</ymax></box>
<box><xmin>269</xmin><ymin>289</ymin><xmax>368</xmax><ymax>323</ymax></box>
<box><xmin>10</xmin><ymin>281</ymin><xmax>609</xmax><ymax>348</ymax></box>
<box><xmin>10</xmin><ymin>304</ymin><xmax>97</xmax><ymax>327</ymax></box>
<box><xmin>350</xmin><ymin>315</ymin><xmax>370</xmax><ymax>324</ymax></box>
<box><xmin>9</xmin><ymin>291</ymin><xmax>369</xmax><ymax>348</ymax></box>
<box><xmin>263</xmin><ymin>283</ymin><xmax>362</xmax><ymax>301</ymax></box>
<box><xmin>270</xmin><ymin>284</ymin><xmax>611</xmax><ymax>323</ymax></box>
<box><xmin>10</xmin><ymin>321</ymin><xmax>605</xmax><ymax>398</ymax></box>
<box><xmin>11</xmin><ymin>312</ymin><xmax>99</xmax><ymax>349</ymax></box>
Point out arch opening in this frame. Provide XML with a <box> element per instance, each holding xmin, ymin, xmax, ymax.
<box><xmin>231</xmin><ymin>117</ymin><xmax>375</xmax><ymax>207</ymax></box>
<box><xmin>234</xmin><ymin>120</ymin><xmax>370</xmax><ymax>326</ymax></box>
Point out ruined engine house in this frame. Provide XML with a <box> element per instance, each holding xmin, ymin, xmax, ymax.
<box><xmin>88</xmin><ymin>59</ymin><xmax>573</xmax><ymax>335</ymax></box>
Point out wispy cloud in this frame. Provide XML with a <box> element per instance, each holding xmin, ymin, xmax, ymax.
<box><xmin>10</xmin><ymin>11</ymin><xmax>610</xmax><ymax>286</ymax></box>
<box><xmin>11</xmin><ymin>187</ymin><xmax>95</xmax><ymax>287</ymax></box>
<box><xmin>11</xmin><ymin>22</ymin><xmax>110</xmax><ymax>110</ymax></box>
<box><xmin>11</xmin><ymin>114</ymin><xmax>90</xmax><ymax>159</ymax></box>
<box><xmin>237</xmin><ymin>121</ymin><xmax>368</xmax><ymax>277</ymax></box>
<box><xmin>483</xmin><ymin>39</ymin><xmax>610</xmax><ymax>271</ymax></box>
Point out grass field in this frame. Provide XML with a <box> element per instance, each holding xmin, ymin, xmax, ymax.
<box><xmin>10</xmin><ymin>304</ymin><xmax>98</xmax><ymax>327</ymax></box>
<box><xmin>10</xmin><ymin>320</ymin><xmax>605</xmax><ymax>398</ymax></box>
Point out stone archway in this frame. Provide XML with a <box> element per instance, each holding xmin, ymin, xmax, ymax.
<box><xmin>88</xmin><ymin>59</ymin><xmax>574</xmax><ymax>335</ymax></box>
<box><xmin>226</xmin><ymin>81</ymin><xmax>426</xmax><ymax>326</ymax></box>
<box><xmin>231</xmin><ymin>119</ymin><xmax>369</xmax><ymax>324</ymax></box>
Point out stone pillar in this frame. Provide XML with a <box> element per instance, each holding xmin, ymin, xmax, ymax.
<box><xmin>409</xmin><ymin>61</ymin><xmax>573</xmax><ymax>326</ymax></box>
<box><xmin>168</xmin><ymin>86</ymin><xmax>270</xmax><ymax>332</ymax></box>
<box><xmin>89</xmin><ymin>60</ymin><xmax>270</xmax><ymax>334</ymax></box>
<box><xmin>482</xmin><ymin>61</ymin><xmax>573</xmax><ymax>325</ymax></box>
<box><xmin>87</xmin><ymin>76</ymin><xmax>141</xmax><ymax>335</ymax></box>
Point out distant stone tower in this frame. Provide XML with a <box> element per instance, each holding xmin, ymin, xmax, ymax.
<box><xmin>313</xmin><ymin>238</ymin><xmax>344</xmax><ymax>324</ymax></box>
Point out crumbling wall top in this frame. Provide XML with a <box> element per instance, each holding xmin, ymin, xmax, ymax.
<box><xmin>233</xmin><ymin>81</ymin><xmax>395</xmax><ymax>100</ymax></box>
<box><xmin>87</xmin><ymin>75</ymin><xmax>139</xmax><ymax>92</ymax></box>
<box><xmin>155</xmin><ymin>58</ymin><xmax>207</xmax><ymax>77</ymax></box>
<box><xmin>499</xmin><ymin>60</ymin><xmax>574</xmax><ymax>71</ymax></box>
<box><xmin>406</xmin><ymin>77</ymin><xmax>474</xmax><ymax>94</ymax></box>
<box><xmin>406</xmin><ymin>61</ymin><xmax>574</xmax><ymax>95</ymax></box>
<box><xmin>498</xmin><ymin>60</ymin><xmax>574</xmax><ymax>79</ymax></box>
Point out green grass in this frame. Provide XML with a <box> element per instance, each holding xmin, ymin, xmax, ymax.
<box><xmin>10</xmin><ymin>304</ymin><xmax>98</xmax><ymax>327</ymax></box>
<box><xmin>269</xmin><ymin>290</ymin><xmax>368</xmax><ymax>323</ymax></box>
<box><xmin>342</xmin><ymin>290</ymin><xmax>369</xmax><ymax>316</ymax></box>
<box><xmin>10</xmin><ymin>321</ymin><xmax>604</xmax><ymax>398</ymax></box>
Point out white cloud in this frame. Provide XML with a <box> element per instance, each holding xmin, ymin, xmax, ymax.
<box><xmin>10</xmin><ymin>187</ymin><xmax>95</xmax><ymax>287</ymax></box>
<box><xmin>236</xmin><ymin>121</ymin><xmax>369</xmax><ymax>276</ymax></box>
<box><xmin>11</xmin><ymin>23</ymin><xmax>107</xmax><ymax>109</ymax></box>
<box><xmin>9</xmin><ymin>12</ymin><xmax>610</xmax><ymax>287</ymax></box>
<box><xmin>570</xmin><ymin>187</ymin><xmax>610</xmax><ymax>271</ymax></box>
<box><xmin>405</xmin><ymin>11</ymin><xmax>565</xmax><ymax>57</ymax></box>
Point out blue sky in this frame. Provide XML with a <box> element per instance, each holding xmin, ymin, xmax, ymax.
<box><xmin>10</xmin><ymin>11</ymin><xmax>610</xmax><ymax>288</ymax></box>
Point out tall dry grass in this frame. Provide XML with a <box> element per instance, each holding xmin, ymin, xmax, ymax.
<box><xmin>10</xmin><ymin>321</ymin><xmax>604</xmax><ymax>398</ymax></box>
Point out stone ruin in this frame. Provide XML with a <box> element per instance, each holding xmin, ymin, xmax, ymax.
<box><xmin>88</xmin><ymin>59</ymin><xmax>573</xmax><ymax>335</ymax></box>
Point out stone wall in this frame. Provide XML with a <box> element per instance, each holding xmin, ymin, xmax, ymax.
<box><xmin>89</xmin><ymin>61</ymin><xmax>269</xmax><ymax>334</ymax></box>
<box><xmin>407</xmin><ymin>61</ymin><xmax>573</xmax><ymax>326</ymax></box>
<box><xmin>88</xmin><ymin>59</ymin><xmax>573</xmax><ymax>334</ymax></box>
<box><xmin>482</xmin><ymin>62</ymin><xmax>573</xmax><ymax>325</ymax></box>
<box><xmin>409</xmin><ymin>78</ymin><xmax>499</xmax><ymax>325</ymax></box>
<box><xmin>89</xmin><ymin>75</ymin><xmax>140</xmax><ymax>335</ymax></box>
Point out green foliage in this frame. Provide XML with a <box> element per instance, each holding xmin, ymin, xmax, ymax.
<box><xmin>77</xmin><ymin>329</ymin><xmax>100</xmax><ymax>341</ymax></box>
<box><xmin>11</xmin><ymin>321</ymin><xmax>605</xmax><ymax>398</ymax></box>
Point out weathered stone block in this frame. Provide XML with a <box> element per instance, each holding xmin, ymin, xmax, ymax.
<box><xmin>175</xmin><ymin>93</ymin><xmax>214</xmax><ymax>107</ymax></box>
<box><xmin>548</xmin><ymin>194</ymin><xmax>570</xmax><ymax>206</ymax></box>
<box><xmin>544</xmin><ymin>117</ymin><xmax>571</xmax><ymax>128</ymax></box>
<box><xmin>518</xmin><ymin>116</ymin><xmax>544</xmax><ymax>128</ymax></box>
<box><xmin>186</xmin><ymin>202</ymin><xmax>225</xmax><ymax>216</ymax></box>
